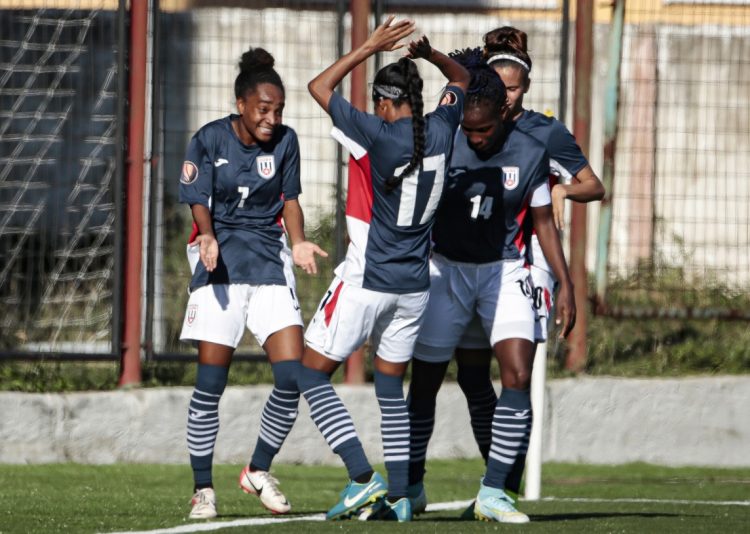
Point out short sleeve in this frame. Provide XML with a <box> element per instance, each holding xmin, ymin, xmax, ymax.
<box><xmin>529</xmin><ymin>150</ymin><xmax>551</xmax><ymax>207</ymax></box>
<box><xmin>328</xmin><ymin>91</ymin><xmax>384</xmax><ymax>151</ymax></box>
<box><xmin>427</xmin><ymin>85</ymin><xmax>465</xmax><ymax>131</ymax></box>
<box><xmin>178</xmin><ymin>132</ymin><xmax>214</xmax><ymax>207</ymax></box>
<box><xmin>547</xmin><ymin>120</ymin><xmax>589</xmax><ymax>180</ymax></box>
<box><xmin>281</xmin><ymin>129</ymin><xmax>301</xmax><ymax>201</ymax></box>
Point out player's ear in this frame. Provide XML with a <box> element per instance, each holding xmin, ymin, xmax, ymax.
<box><xmin>236</xmin><ymin>97</ymin><xmax>246</xmax><ymax>115</ymax></box>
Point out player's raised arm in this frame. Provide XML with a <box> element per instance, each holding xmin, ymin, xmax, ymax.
<box><xmin>551</xmin><ymin>165</ymin><xmax>605</xmax><ymax>229</ymax></box>
<box><xmin>406</xmin><ymin>36</ymin><xmax>470</xmax><ymax>93</ymax></box>
<box><xmin>308</xmin><ymin>15</ymin><xmax>415</xmax><ymax>113</ymax></box>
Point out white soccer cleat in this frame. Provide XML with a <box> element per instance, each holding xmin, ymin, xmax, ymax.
<box><xmin>189</xmin><ymin>487</ymin><xmax>217</xmax><ymax>519</ymax></box>
<box><xmin>239</xmin><ymin>465</ymin><xmax>291</xmax><ymax>514</ymax></box>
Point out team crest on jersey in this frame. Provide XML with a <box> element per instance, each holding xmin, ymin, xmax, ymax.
<box><xmin>186</xmin><ymin>304</ymin><xmax>198</xmax><ymax>325</ymax></box>
<box><xmin>256</xmin><ymin>155</ymin><xmax>276</xmax><ymax>179</ymax></box>
<box><xmin>180</xmin><ymin>161</ymin><xmax>198</xmax><ymax>185</ymax></box>
<box><xmin>439</xmin><ymin>89</ymin><xmax>458</xmax><ymax>106</ymax></box>
<box><xmin>502</xmin><ymin>166</ymin><xmax>520</xmax><ymax>190</ymax></box>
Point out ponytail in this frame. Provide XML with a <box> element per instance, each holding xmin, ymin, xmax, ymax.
<box><xmin>385</xmin><ymin>57</ymin><xmax>425</xmax><ymax>192</ymax></box>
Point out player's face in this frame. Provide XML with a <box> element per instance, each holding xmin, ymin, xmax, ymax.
<box><xmin>236</xmin><ymin>83</ymin><xmax>285</xmax><ymax>144</ymax></box>
<box><xmin>461</xmin><ymin>105</ymin><xmax>505</xmax><ymax>156</ymax></box>
<box><xmin>493</xmin><ymin>65</ymin><xmax>529</xmax><ymax>121</ymax></box>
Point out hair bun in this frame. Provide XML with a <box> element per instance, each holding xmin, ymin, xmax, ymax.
<box><xmin>484</xmin><ymin>26</ymin><xmax>528</xmax><ymax>55</ymax></box>
<box><xmin>239</xmin><ymin>48</ymin><xmax>275</xmax><ymax>73</ymax></box>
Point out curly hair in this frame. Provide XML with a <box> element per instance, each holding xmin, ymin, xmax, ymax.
<box><xmin>449</xmin><ymin>47</ymin><xmax>506</xmax><ymax>115</ymax></box>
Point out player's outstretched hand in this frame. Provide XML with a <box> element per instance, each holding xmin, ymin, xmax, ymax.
<box><xmin>555</xmin><ymin>282</ymin><xmax>576</xmax><ymax>339</ymax></box>
<box><xmin>406</xmin><ymin>35</ymin><xmax>432</xmax><ymax>60</ymax></box>
<box><xmin>190</xmin><ymin>234</ymin><xmax>219</xmax><ymax>272</ymax></box>
<box><xmin>292</xmin><ymin>241</ymin><xmax>328</xmax><ymax>275</ymax></box>
<box><xmin>363</xmin><ymin>15</ymin><xmax>415</xmax><ymax>53</ymax></box>
<box><xmin>551</xmin><ymin>183</ymin><xmax>567</xmax><ymax>230</ymax></box>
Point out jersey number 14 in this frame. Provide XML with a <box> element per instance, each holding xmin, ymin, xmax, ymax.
<box><xmin>469</xmin><ymin>195</ymin><xmax>494</xmax><ymax>220</ymax></box>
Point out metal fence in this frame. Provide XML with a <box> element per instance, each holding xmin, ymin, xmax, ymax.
<box><xmin>2</xmin><ymin>1</ymin><xmax>749</xmax><ymax>361</ymax></box>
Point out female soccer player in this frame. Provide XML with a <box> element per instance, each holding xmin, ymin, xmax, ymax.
<box><xmin>406</xmin><ymin>48</ymin><xmax>576</xmax><ymax>523</ymax></box>
<box><xmin>409</xmin><ymin>27</ymin><xmax>605</xmax><ymax>520</ymax></box>
<box><xmin>179</xmin><ymin>47</ymin><xmax>326</xmax><ymax>519</ymax></box>
<box><xmin>299</xmin><ymin>17</ymin><xmax>469</xmax><ymax>522</ymax></box>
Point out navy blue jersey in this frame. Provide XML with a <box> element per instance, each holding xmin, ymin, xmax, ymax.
<box><xmin>516</xmin><ymin>110</ymin><xmax>588</xmax><ymax>182</ymax></box>
<box><xmin>329</xmin><ymin>87</ymin><xmax>464</xmax><ymax>293</ymax></box>
<box><xmin>179</xmin><ymin>116</ymin><xmax>301</xmax><ymax>290</ymax></box>
<box><xmin>432</xmin><ymin>124</ymin><xmax>549</xmax><ymax>263</ymax></box>
<box><xmin>517</xmin><ymin>109</ymin><xmax>590</xmax><ymax>273</ymax></box>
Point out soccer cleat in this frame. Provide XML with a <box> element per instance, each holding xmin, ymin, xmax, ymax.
<box><xmin>189</xmin><ymin>487</ymin><xmax>217</xmax><ymax>519</ymax></box>
<box><xmin>474</xmin><ymin>482</ymin><xmax>529</xmax><ymax>524</ymax></box>
<box><xmin>239</xmin><ymin>465</ymin><xmax>291</xmax><ymax>514</ymax></box>
<box><xmin>358</xmin><ymin>497</ymin><xmax>412</xmax><ymax>522</ymax></box>
<box><xmin>407</xmin><ymin>482</ymin><xmax>428</xmax><ymax>515</ymax></box>
<box><xmin>326</xmin><ymin>472</ymin><xmax>388</xmax><ymax>520</ymax></box>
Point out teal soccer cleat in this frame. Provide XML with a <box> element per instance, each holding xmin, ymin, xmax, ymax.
<box><xmin>358</xmin><ymin>496</ymin><xmax>412</xmax><ymax>522</ymax></box>
<box><xmin>474</xmin><ymin>482</ymin><xmax>529</xmax><ymax>523</ymax></box>
<box><xmin>326</xmin><ymin>472</ymin><xmax>388</xmax><ymax>520</ymax></box>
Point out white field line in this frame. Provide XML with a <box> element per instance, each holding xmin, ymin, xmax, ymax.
<box><xmin>103</xmin><ymin>497</ymin><xmax>750</xmax><ymax>534</ymax></box>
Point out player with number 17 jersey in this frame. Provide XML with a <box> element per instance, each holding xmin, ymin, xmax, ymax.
<box><xmin>329</xmin><ymin>88</ymin><xmax>463</xmax><ymax>294</ymax></box>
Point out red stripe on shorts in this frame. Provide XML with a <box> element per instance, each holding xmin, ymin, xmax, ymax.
<box><xmin>324</xmin><ymin>281</ymin><xmax>345</xmax><ymax>327</ymax></box>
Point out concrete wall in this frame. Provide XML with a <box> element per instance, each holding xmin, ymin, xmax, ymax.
<box><xmin>2</xmin><ymin>377</ymin><xmax>748</xmax><ymax>467</ymax></box>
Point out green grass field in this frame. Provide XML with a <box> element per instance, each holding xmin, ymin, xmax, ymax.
<box><xmin>1</xmin><ymin>460</ymin><xmax>748</xmax><ymax>533</ymax></box>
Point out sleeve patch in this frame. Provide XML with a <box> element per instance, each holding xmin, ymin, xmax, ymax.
<box><xmin>439</xmin><ymin>90</ymin><xmax>458</xmax><ymax>106</ymax></box>
<box><xmin>180</xmin><ymin>161</ymin><xmax>199</xmax><ymax>184</ymax></box>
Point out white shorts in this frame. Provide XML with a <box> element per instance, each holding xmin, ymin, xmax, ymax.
<box><xmin>530</xmin><ymin>265</ymin><xmax>556</xmax><ymax>342</ymax></box>
<box><xmin>180</xmin><ymin>283</ymin><xmax>303</xmax><ymax>348</ymax></box>
<box><xmin>304</xmin><ymin>277</ymin><xmax>429</xmax><ymax>364</ymax></box>
<box><xmin>413</xmin><ymin>254</ymin><xmax>536</xmax><ymax>363</ymax></box>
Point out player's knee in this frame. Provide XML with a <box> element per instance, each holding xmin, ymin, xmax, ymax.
<box><xmin>501</xmin><ymin>368</ymin><xmax>531</xmax><ymax>390</ymax></box>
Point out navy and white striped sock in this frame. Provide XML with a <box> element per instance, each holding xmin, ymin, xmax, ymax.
<box><xmin>483</xmin><ymin>387</ymin><xmax>532</xmax><ymax>490</ymax></box>
<box><xmin>374</xmin><ymin>370</ymin><xmax>410</xmax><ymax>499</ymax></box>
<box><xmin>250</xmin><ymin>360</ymin><xmax>301</xmax><ymax>471</ymax></box>
<box><xmin>299</xmin><ymin>365</ymin><xmax>371</xmax><ymax>480</ymax></box>
<box><xmin>457</xmin><ymin>362</ymin><xmax>497</xmax><ymax>463</ymax></box>
<box><xmin>187</xmin><ymin>363</ymin><xmax>229</xmax><ymax>488</ymax></box>
<box><xmin>505</xmin><ymin>423</ymin><xmax>532</xmax><ymax>494</ymax></box>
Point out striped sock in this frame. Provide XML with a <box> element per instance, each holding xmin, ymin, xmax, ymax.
<box><xmin>406</xmin><ymin>359</ymin><xmax>448</xmax><ymax>486</ymax></box>
<box><xmin>457</xmin><ymin>362</ymin><xmax>497</xmax><ymax>463</ymax></box>
<box><xmin>298</xmin><ymin>365</ymin><xmax>371</xmax><ymax>480</ymax></box>
<box><xmin>187</xmin><ymin>363</ymin><xmax>229</xmax><ymax>488</ymax></box>
<box><xmin>505</xmin><ymin>422</ymin><xmax>532</xmax><ymax>494</ymax></box>
<box><xmin>374</xmin><ymin>370</ymin><xmax>410</xmax><ymax>499</ymax></box>
<box><xmin>250</xmin><ymin>360</ymin><xmax>301</xmax><ymax>471</ymax></box>
<box><xmin>483</xmin><ymin>387</ymin><xmax>532</xmax><ymax>490</ymax></box>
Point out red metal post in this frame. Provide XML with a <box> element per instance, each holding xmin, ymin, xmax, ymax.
<box><xmin>344</xmin><ymin>0</ymin><xmax>369</xmax><ymax>385</ymax></box>
<box><xmin>119</xmin><ymin>0</ymin><xmax>148</xmax><ymax>386</ymax></box>
<box><xmin>566</xmin><ymin>0</ymin><xmax>594</xmax><ymax>372</ymax></box>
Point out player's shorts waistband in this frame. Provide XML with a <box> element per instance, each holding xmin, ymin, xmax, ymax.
<box><xmin>432</xmin><ymin>252</ymin><xmax>521</xmax><ymax>269</ymax></box>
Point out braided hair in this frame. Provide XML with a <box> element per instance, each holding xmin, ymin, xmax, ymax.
<box><xmin>235</xmin><ymin>47</ymin><xmax>285</xmax><ymax>99</ymax></box>
<box><xmin>372</xmin><ymin>57</ymin><xmax>425</xmax><ymax>192</ymax></box>
<box><xmin>483</xmin><ymin>26</ymin><xmax>533</xmax><ymax>77</ymax></box>
<box><xmin>450</xmin><ymin>47</ymin><xmax>507</xmax><ymax>115</ymax></box>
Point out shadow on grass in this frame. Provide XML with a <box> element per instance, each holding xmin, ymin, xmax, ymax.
<box><xmin>423</xmin><ymin>511</ymin><xmax>688</xmax><ymax>523</ymax></box>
